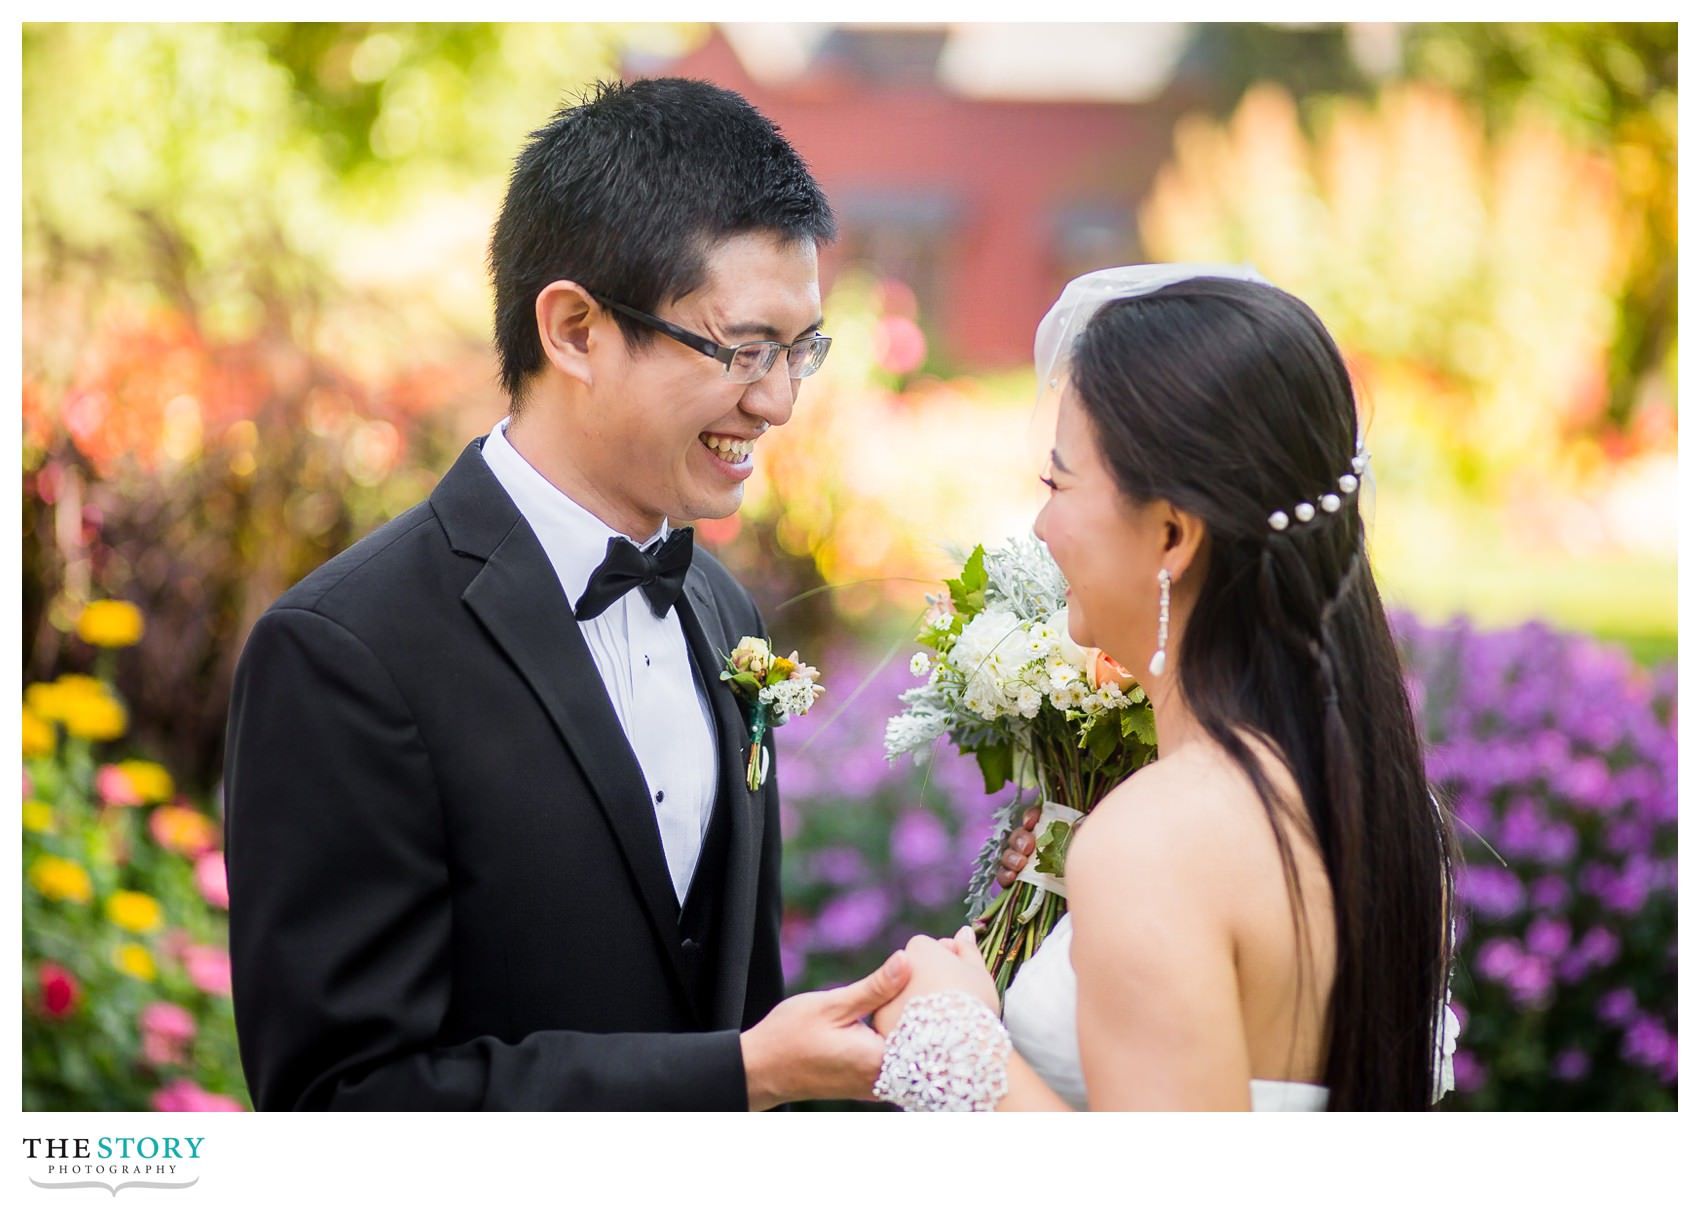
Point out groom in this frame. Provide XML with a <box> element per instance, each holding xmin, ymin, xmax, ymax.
<box><xmin>224</xmin><ymin>78</ymin><xmax>910</xmax><ymax>1110</ymax></box>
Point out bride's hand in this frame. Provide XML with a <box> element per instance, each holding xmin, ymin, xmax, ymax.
<box><xmin>871</xmin><ymin>927</ymin><xmax>998</xmax><ymax>1036</ymax></box>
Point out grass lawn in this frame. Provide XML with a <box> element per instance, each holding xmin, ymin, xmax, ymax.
<box><xmin>1372</xmin><ymin>499</ymin><xmax>1676</xmax><ymax>668</ymax></box>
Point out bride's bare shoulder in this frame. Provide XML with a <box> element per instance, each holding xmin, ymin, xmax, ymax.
<box><xmin>1069</xmin><ymin>735</ymin><xmax>1305</xmax><ymax>907</ymax></box>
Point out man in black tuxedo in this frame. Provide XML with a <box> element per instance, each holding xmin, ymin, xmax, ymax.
<box><xmin>223</xmin><ymin>78</ymin><xmax>911</xmax><ymax>1110</ymax></box>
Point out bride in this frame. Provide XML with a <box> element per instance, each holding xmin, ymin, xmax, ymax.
<box><xmin>871</xmin><ymin>265</ymin><xmax>1459</xmax><ymax>1111</ymax></box>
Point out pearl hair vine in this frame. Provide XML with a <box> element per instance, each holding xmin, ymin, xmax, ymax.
<box><xmin>1267</xmin><ymin>443</ymin><xmax>1370</xmax><ymax>533</ymax></box>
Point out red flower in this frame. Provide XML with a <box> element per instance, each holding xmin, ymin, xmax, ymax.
<box><xmin>38</xmin><ymin>962</ymin><xmax>79</xmax><ymax>1019</ymax></box>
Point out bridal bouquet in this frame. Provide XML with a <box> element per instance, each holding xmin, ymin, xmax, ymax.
<box><xmin>885</xmin><ymin>535</ymin><xmax>1157</xmax><ymax>996</ymax></box>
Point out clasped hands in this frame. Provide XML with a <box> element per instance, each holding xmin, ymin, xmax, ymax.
<box><xmin>871</xmin><ymin>798</ymin><xmax>1043</xmax><ymax>1032</ymax></box>
<box><xmin>740</xmin><ymin>807</ymin><xmax>1038</xmax><ymax>1110</ymax></box>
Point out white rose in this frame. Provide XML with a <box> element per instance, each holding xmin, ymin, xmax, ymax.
<box><xmin>729</xmin><ymin>636</ymin><xmax>772</xmax><ymax>678</ymax></box>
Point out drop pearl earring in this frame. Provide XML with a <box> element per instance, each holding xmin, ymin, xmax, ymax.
<box><xmin>1149</xmin><ymin>568</ymin><xmax>1171</xmax><ymax>677</ymax></box>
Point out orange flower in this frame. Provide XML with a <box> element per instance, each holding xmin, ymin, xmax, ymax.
<box><xmin>148</xmin><ymin>805</ymin><xmax>219</xmax><ymax>857</ymax></box>
<box><xmin>1086</xmin><ymin>648</ymin><xmax>1139</xmax><ymax>693</ymax></box>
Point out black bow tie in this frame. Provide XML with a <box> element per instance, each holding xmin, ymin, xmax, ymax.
<box><xmin>574</xmin><ymin>528</ymin><xmax>695</xmax><ymax>622</ymax></box>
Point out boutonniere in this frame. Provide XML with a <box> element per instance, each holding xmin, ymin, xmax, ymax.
<box><xmin>720</xmin><ymin>636</ymin><xmax>825</xmax><ymax>791</ymax></box>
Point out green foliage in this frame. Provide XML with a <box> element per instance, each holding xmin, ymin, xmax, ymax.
<box><xmin>21</xmin><ymin>23</ymin><xmax>711</xmax><ymax>790</ymax></box>
<box><xmin>973</xmin><ymin>740</ymin><xmax>1013</xmax><ymax>796</ymax></box>
<box><xmin>1399</xmin><ymin>23</ymin><xmax>1677</xmax><ymax>430</ymax></box>
<box><xmin>944</xmin><ymin>545</ymin><xmax>988</xmax><ymax>618</ymax></box>
<box><xmin>1031</xmin><ymin>820</ymin><xmax>1072</xmax><ymax>878</ymax></box>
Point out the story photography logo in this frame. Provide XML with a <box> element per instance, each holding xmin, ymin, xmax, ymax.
<box><xmin>23</xmin><ymin>1134</ymin><xmax>203</xmax><ymax>1196</ymax></box>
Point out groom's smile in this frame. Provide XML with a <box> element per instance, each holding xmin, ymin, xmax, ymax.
<box><xmin>699</xmin><ymin>429</ymin><xmax>761</xmax><ymax>474</ymax></box>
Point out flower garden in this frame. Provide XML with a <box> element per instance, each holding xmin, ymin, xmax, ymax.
<box><xmin>21</xmin><ymin>24</ymin><xmax>1676</xmax><ymax>1113</ymax></box>
<box><xmin>24</xmin><ymin>605</ymin><xmax>245</xmax><ymax>1111</ymax></box>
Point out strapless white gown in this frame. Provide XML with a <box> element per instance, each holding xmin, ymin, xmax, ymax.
<box><xmin>1003</xmin><ymin>912</ymin><xmax>1333</xmax><ymax>1111</ymax></box>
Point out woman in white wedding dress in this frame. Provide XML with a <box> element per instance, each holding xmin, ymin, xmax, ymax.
<box><xmin>871</xmin><ymin>265</ymin><xmax>1459</xmax><ymax>1111</ymax></box>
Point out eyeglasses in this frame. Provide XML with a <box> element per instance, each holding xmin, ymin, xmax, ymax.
<box><xmin>590</xmin><ymin>293</ymin><xmax>832</xmax><ymax>385</ymax></box>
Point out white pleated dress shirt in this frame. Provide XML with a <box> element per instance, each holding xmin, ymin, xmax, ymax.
<box><xmin>482</xmin><ymin>419</ymin><xmax>719</xmax><ymax>906</ymax></box>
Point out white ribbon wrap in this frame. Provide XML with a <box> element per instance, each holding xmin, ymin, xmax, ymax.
<box><xmin>1014</xmin><ymin>800</ymin><xmax>1083</xmax><ymax>899</ymax></box>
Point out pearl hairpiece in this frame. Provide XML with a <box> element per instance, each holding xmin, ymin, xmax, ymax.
<box><xmin>1268</xmin><ymin>447</ymin><xmax>1369</xmax><ymax>533</ymax></box>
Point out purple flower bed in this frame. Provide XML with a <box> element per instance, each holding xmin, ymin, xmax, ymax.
<box><xmin>775</xmin><ymin>649</ymin><xmax>1006</xmax><ymax>1001</ymax></box>
<box><xmin>1396</xmin><ymin>614</ymin><xmax>1677</xmax><ymax>1110</ymax></box>
<box><xmin>776</xmin><ymin>617</ymin><xmax>1677</xmax><ymax>1110</ymax></box>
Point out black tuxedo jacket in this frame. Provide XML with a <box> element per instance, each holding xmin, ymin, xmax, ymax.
<box><xmin>224</xmin><ymin>440</ymin><xmax>783</xmax><ymax>1110</ymax></box>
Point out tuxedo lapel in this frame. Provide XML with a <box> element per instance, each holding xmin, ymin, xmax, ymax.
<box><xmin>678</xmin><ymin>570</ymin><xmax>763</xmax><ymax>1029</ymax></box>
<box><xmin>435</xmin><ymin>443</ymin><xmax>691</xmax><ymax>1000</ymax></box>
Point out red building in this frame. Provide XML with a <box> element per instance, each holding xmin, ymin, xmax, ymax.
<box><xmin>629</xmin><ymin>24</ymin><xmax>1208</xmax><ymax>369</ymax></box>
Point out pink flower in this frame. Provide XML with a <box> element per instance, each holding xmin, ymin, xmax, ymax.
<box><xmin>158</xmin><ymin>928</ymin><xmax>195</xmax><ymax>965</ymax></box>
<box><xmin>138</xmin><ymin>1001</ymin><xmax>197</xmax><ymax>1064</ymax></box>
<box><xmin>184</xmin><ymin>945</ymin><xmax>232</xmax><ymax>996</ymax></box>
<box><xmin>872</xmin><ymin>315</ymin><xmax>927</xmax><ymax>375</ymax></box>
<box><xmin>150</xmin><ymin>1078</ymin><xmax>243</xmax><ymax>1113</ymax></box>
<box><xmin>96</xmin><ymin>764</ymin><xmax>142</xmax><ymax>806</ymax></box>
<box><xmin>194</xmin><ymin>851</ymin><xmax>229</xmax><ymax>909</ymax></box>
<box><xmin>38</xmin><ymin>962</ymin><xmax>79</xmax><ymax>1019</ymax></box>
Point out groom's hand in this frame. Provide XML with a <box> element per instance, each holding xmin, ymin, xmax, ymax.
<box><xmin>740</xmin><ymin>950</ymin><xmax>911</xmax><ymax>1111</ymax></box>
<box><xmin>994</xmin><ymin>804</ymin><xmax>1043</xmax><ymax>889</ymax></box>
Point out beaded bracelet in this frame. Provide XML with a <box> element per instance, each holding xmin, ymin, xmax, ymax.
<box><xmin>872</xmin><ymin>991</ymin><xmax>1012</xmax><ymax>1112</ymax></box>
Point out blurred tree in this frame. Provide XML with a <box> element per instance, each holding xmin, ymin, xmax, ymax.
<box><xmin>1397</xmin><ymin>23</ymin><xmax>1676</xmax><ymax>432</ymax></box>
<box><xmin>1181</xmin><ymin>21</ymin><xmax>1374</xmax><ymax>108</ymax></box>
<box><xmin>1142</xmin><ymin>81</ymin><xmax>1636</xmax><ymax>500</ymax></box>
<box><xmin>1164</xmin><ymin>22</ymin><xmax>1675</xmax><ymax>438</ymax></box>
<box><xmin>21</xmin><ymin>23</ymin><xmax>704</xmax><ymax>790</ymax></box>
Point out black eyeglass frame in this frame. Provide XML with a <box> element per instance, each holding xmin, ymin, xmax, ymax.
<box><xmin>589</xmin><ymin>293</ymin><xmax>832</xmax><ymax>383</ymax></box>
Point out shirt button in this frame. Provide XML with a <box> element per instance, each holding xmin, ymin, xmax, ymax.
<box><xmin>655</xmin><ymin>789</ymin><xmax>665</xmax><ymax>803</ymax></box>
<box><xmin>644</xmin><ymin>654</ymin><xmax>651</xmax><ymax>666</ymax></box>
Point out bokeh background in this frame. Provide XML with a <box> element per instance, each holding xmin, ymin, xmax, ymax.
<box><xmin>22</xmin><ymin>22</ymin><xmax>1676</xmax><ymax>1111</ymax></box>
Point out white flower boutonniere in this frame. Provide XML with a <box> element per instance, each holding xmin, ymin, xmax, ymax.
<box><xmin>720</xmin><ymin>636</ymin><xmax>825</xmax><ymax>791</ymax></box>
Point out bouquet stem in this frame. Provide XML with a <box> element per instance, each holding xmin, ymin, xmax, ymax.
<box><xmin>975</xmin><ymin>877</ymin><xmax>1065</xmax><ymax>1000</ymax></box>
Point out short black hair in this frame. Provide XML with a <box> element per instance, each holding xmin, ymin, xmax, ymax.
<box><xmin>487</xmin><ymin>77</ymin><xmax>837</xmax><ymax>403</ymax></box>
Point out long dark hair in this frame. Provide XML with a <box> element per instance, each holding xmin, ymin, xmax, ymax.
<box><xmin>1070</xmin><ymin>276</ymin><xmax>1458</xmax><ymax>1110</ymax></box>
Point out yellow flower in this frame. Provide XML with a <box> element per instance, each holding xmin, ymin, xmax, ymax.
<box><xmin>28</xmin><ymin>855</ymin><xmax>93</xmax><ymax>903</ymax></box>
<box><xmin>23</xmin><ymin>705</ymin><xmax>56</xmax><ymax>758</ymax></box>
<box><xmin>23</xmin><ymin>799</ymin><xmax>56</xmax><ymax>834</ymax></box>
<box><xmin>76</xmin><ymin>600</ymin><xmax>145</xmax><ymax>648</ymax></box>
<box><xmin>106</xmin><ymin>890</ymin><xmax>164</xmax><ymax>934</ymax></box>
<box><xmin>25</xmin><ymin>681</ymin><xmax>67</xmax><ymax>720</ymax></box>
<box><xmin>62</xmin><ymin>693</ymin><xmax>127</xmax><ymax>742</ymax></box>
<box><xmin>114</xmin><ymin>943</ymin><xmax>157</xmax><ymax>982</ymax></box>
<box><xmin>116</xmin><ymin>760</ymin><xmax>174</xmax><ymax>804</ymax></box>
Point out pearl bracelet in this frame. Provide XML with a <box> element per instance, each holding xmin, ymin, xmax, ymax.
<box><xmin>872</xmin><ymin>991</ymin><xmax>1012</xmax><ymax>1112</ymax></box>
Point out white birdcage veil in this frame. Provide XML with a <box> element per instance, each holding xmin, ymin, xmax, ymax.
<box><xmin>1032</xmin><ymin>262</ymin><xmax>1274</xmax><ymax>397</ymax></box>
